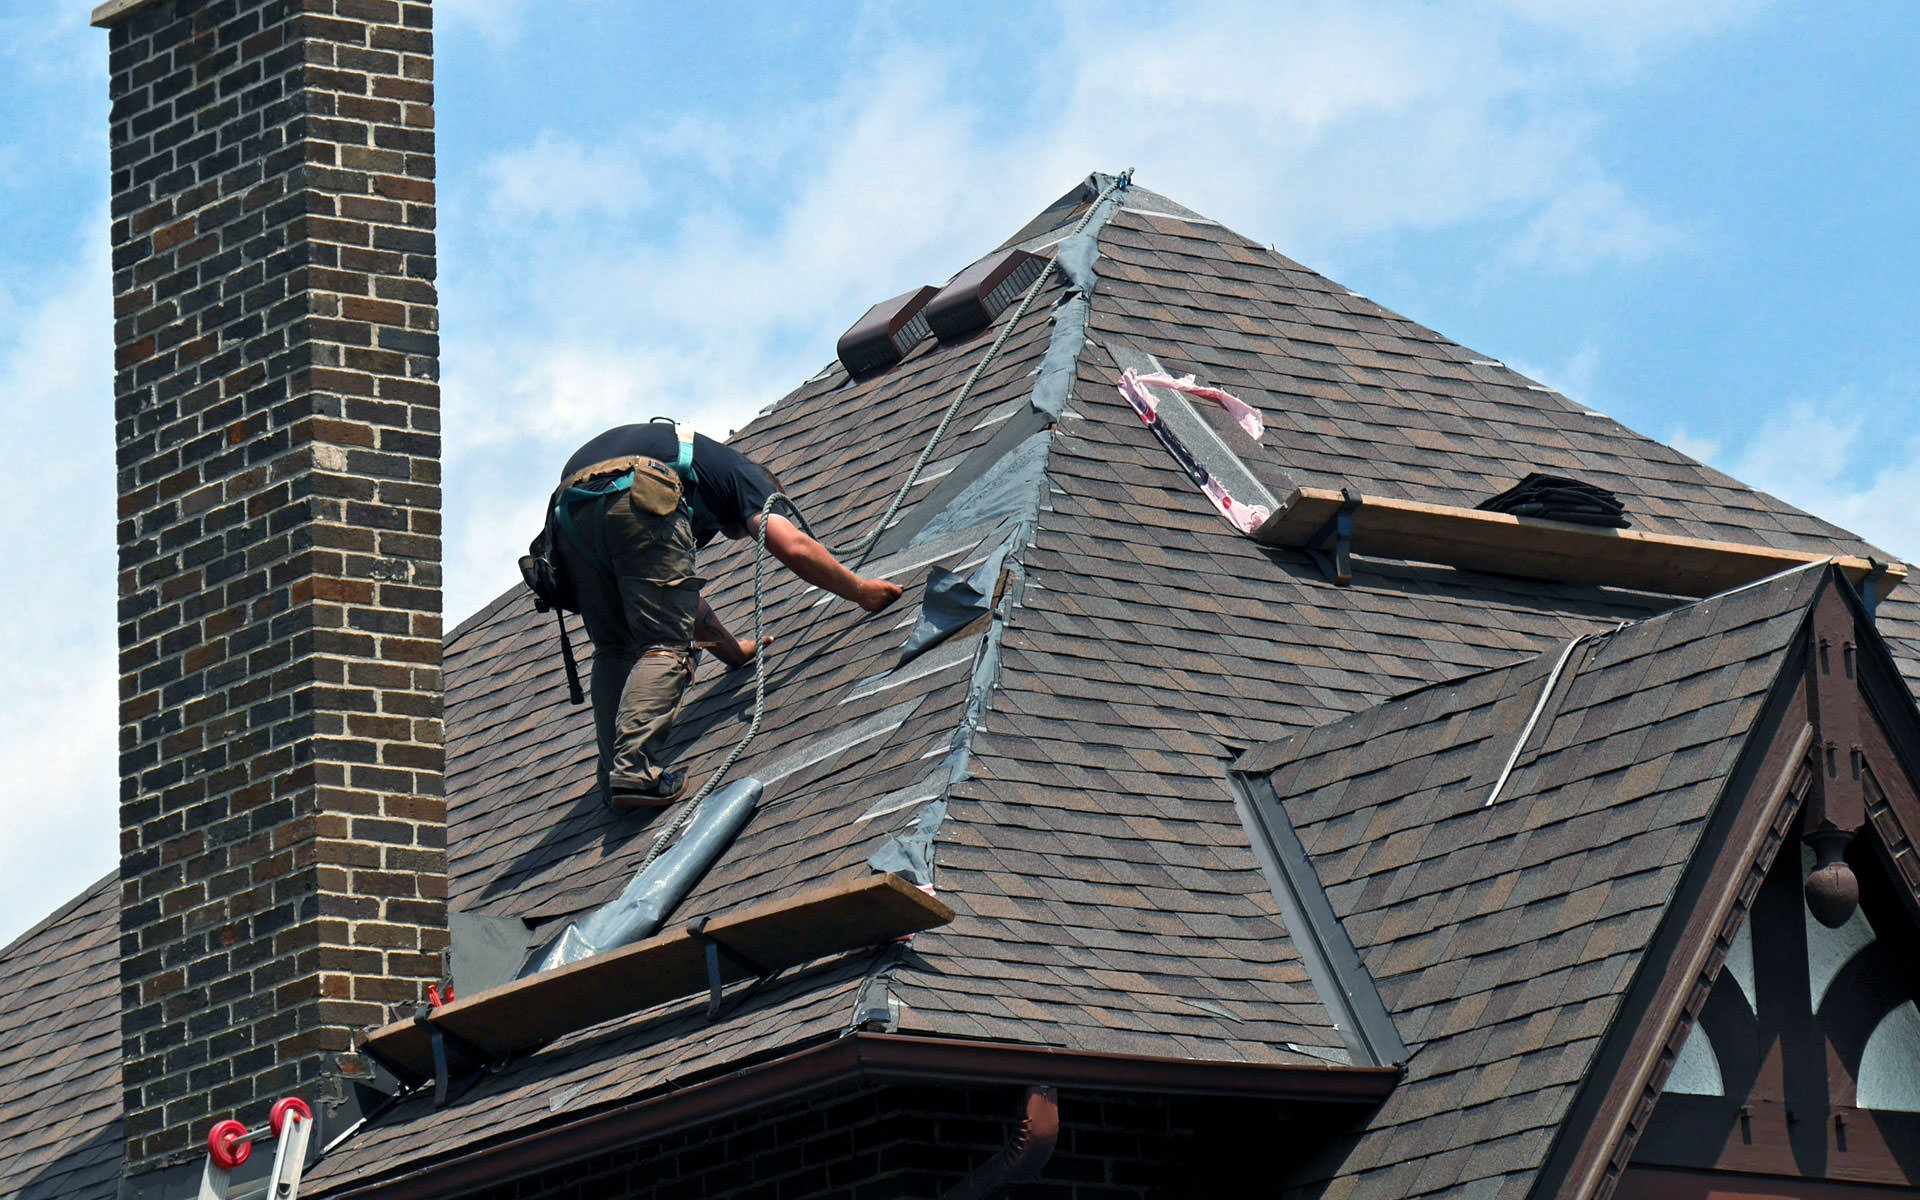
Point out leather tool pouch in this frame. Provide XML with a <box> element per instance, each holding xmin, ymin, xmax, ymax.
<box><xmin>626</xmin><ymin>458</ymin><xmax>684</xmax><ymax>518</ymax></box>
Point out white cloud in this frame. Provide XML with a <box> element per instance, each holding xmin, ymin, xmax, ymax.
<box><xmin>435</xmin><ymin>1</ymin><xmax>1768</xmax><ymax>623</ymax></box>
<box><xmin>482</xmin><ymin>133</ymin><xmax>651</xmax><ymax>222</ymax></box>
<box><xmin>0</xmin><ymin>222</ymin><xmax>117</xmax><ymax>949</ymax></box>
<box><xmin>1510</xmin><ymin>342</ymin><xmax>1604</xmax><ymax>407</ymax></box>
<box><xmin>1501</xmin><ymin>177</ymin><xmax>1684</xmax><ymax>271</ymax></box>
<box><xmin>1685</xmin><ymin>396</ymin><xmax>1920</xmax><ymax>563</ymax></box>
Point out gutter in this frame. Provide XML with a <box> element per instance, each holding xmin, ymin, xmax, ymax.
<box><xmin>320</xmin><ymin>1033</ymin><xmax>1397</xmax><ymax>1199</ymax></box>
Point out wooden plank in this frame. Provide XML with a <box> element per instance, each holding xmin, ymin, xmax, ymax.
<box><xmin>1254</xmin><ymin>486</ymin><xmax>1906</xmax><ymax>599</ymax></box>
<box><xmin>362</xmin><ymin>873</ymin><xmax>954</xmax><ymax>1082</ymax></box>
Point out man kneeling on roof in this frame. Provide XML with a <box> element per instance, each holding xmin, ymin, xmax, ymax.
<box><xmin>554</xmin><ymin>420</ymin><xmax>903</xmax><ymax>809</ymax></box>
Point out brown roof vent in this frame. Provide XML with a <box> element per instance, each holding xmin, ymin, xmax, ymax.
<box><xmin>926</xmin><ymin>248</ymin><xmax>1046</xmax><ymax>342</ymax></box>
<box><xmin>837</xmin><ymin>285</ymin><xmax>938</xmax><ymax>378</ymax></box>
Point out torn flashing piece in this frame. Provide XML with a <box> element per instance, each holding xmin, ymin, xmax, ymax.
<box><xmin>1115</xmin><ymin>368</ymin><xmax>1271</xmax><ymax>534</ymax></box>
<box><xmin>522</xmin><ymin>777</ymin><xmax>762</xmax><ymax>975</ymax></box>
<box><xmin>899</xmin><ymin>532</ymin><xmax>1016</xmax><ymax>665</ymax></box>
<box><xmin>867</xmin><ymin>797</ymin><xmax>946</xmax><ymax>888</ymax></box>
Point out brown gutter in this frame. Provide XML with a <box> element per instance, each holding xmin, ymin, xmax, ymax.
<box><xmin>322</xmin><ymin>1033</ymin><xmax>1398</xmax><ymax>1199</ymax></box>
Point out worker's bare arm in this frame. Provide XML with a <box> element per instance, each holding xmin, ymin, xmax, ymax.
<box><xmin>746</xmin><ymin>514</ymin><xmax>902</xmax><ymax>612</ymax></box>
<box><xmin>694</xmin><ymin>597</ymin><xmax>770</xmax><ymax>668</ymax></box>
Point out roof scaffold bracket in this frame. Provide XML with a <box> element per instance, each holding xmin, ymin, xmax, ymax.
<box><xmin>1860</xmin><ymin>556</ymin><xmax>1889</xmax><ymax>620</ymax></box>
<box><xmin>412</xmin><ymin>1009</ymin><xmax>490</xmax><ymax>1110</ymax></box>
<box><xmin>686</xmin><ymin>916</ymin><xmax>779</xmax><ymax>1021</ymax></box>
<box><xmin>1305</xmin><ymin>489</ymin><xmax>1363</xmax><ymax>586</ymax></box>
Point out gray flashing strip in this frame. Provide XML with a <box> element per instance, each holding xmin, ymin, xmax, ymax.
<box><xmin>898</xmin><ymin>530</ymin><xmax>1017</xmax><ymax>665</ymax></box>
<box><xmin>524</xmin><ymin>778</ymin><xmax>764</xmax><ymax>975</ymax></box>
<box><xmin>861</xmin><ymin>518</ymin><xmax>1015</xmax><ymax>583</ymax></box>
<box><xmin>762</xmin><ymin>697</ymin><xmax>926</xmax><ymax>784</ymax></box>
<box><xmin>864</xmin><ymin>171</ymin><xmax>1133</xmax><ymax>896</ymax></box>
<box><xmin>845</xmin><ymin>636</ymin><xmax>979</xmax><ymax>702</ymax></box>
<box><xmin>1030</xmin><ymin>171</ymin><xmax>1128</xmax><ymax>419</ymax></box>
<box><xmin>1228</xmin><ymin>770</ymin><xmax>1408</xmax><ymax>1069</ymax></box>
<box><xmin>1483</xmin><ymin>634</ymin><xmax>1586</xmax><ymax>808</ymax></box>
<box><xmin>866</xmin><ymin>409</ymin><xmax>1050</xmax><ymax>559</ymax></box>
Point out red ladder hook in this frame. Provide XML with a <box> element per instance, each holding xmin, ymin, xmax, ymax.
<box><xmin>200</xmin><ymin>1095</ymin><xmax>314</xmax><ymax>1200</ymax></box>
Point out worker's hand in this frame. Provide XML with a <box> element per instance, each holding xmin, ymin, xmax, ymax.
<box><xmin>855</xmin><ymin>577</ymin><xmax>903</xmax><ymax>612</ymax></box>
<box><xmin>725</xmin><ymin>635</ymin><xmax>772</xmax><ymax>668</ymax></box>
<box><xmin>693</xmin><ymin>635</ymin><xmax>771</xmax><ymax>668</ymax></box>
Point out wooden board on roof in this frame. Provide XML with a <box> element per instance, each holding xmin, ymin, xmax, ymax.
<box><xmin>362</xmin><ymin>872</ymin><xmax>954</xmax><ymax>1082</ymax></box>
<box><xmin>1255</xmin><ymin>486</ymin><xmax>1907</xmax><ymax>600</ymax></box>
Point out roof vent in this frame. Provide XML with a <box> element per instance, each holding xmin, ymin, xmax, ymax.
<box><xmin>837</xmin><ymin>285</ymin><xmax>938</xmax><ymax>378</ymax></box>
<box><xmin>926</xmin><ymin>249</ymin><xmax>1046</xmax><ymax>342</ymax></box>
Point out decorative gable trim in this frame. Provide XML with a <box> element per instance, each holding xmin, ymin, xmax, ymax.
<box><xmin>1545</xmin><ymin>570</ymin><xmax>1920</xmax><ymax>1198</ymax></box>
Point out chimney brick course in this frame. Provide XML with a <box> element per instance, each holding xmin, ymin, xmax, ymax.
<box><xmin>105</xmin><ymin>0</ymin><xmax>444</xmax><ymax>1172</ymax></box>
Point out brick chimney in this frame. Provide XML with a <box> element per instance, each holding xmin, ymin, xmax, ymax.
<box><xmin>97</xmin><ymin>0</ymin><xmax>445</xmax><ymax>1177</ymax></box>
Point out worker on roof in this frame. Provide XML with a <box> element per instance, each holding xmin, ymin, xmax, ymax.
<box><xmin>553</xmin><ymin>420</ymin><xmax>902</xmax><ymax>810</ymax></box>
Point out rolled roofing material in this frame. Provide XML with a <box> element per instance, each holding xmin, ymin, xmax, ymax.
<box><xmin>524</xmin><ymin>778</ymin><xmax>763</xmax><ymax>975</ymax></box>
<box><xmin>1477</xmin><ymin>472</ymin><xmax>1629</xmax><ymax>528</ymax></box>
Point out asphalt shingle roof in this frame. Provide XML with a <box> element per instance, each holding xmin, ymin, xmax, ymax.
<box><xmin>12</xmin><ymin>176</ymin><xmax>1920</xmax><ymax>1198</ymax></box>
<box><xmin>1242</xmin><ymin>565</ymin><xmax>1825</xmax><ymax>1199</ymax></box>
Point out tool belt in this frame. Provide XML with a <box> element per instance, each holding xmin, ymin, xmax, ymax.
<box><xmin>563</xmin><ymin>456</ymin><xmax>683</xmax><ymax>517</ymax></box>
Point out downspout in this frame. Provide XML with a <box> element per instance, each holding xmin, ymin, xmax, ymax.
<box><xmin>939</xmin><ymin>1086</ymin><xmax>1060</xmax><ymax>1200</ymax></box>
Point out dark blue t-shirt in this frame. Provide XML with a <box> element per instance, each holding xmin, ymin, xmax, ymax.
<box><xmin>563</xmin><ymin>423</ymin><xmax>776</xmax><ymax>546</ymax></box>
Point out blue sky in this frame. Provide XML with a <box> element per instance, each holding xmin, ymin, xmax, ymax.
<box><xmin>1</xmin><ymin>0</ymin><xmax>1915</xmax><ymax>947</ymax></box>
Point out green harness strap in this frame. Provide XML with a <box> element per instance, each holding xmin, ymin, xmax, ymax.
<box><xmin>669</xmin><ymin>421</ymin><xmax>713</xmax><ymax>529</ymax></box>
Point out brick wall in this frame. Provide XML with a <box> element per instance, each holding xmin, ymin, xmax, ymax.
<box><xmin>456</xmin><ymin>1084</ymin><xmax>1285</xmax><ymax>1200</ymax></box>
<box><xmin>103</xmin><ymin>0</ymin><xmax>445</xmax><ymax>1173</ymax></box>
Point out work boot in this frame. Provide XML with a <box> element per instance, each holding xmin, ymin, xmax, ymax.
<box><xmin>609</xmin><ymin>768</ymin><xmax>688</xmax><ymax>811</ymax></box>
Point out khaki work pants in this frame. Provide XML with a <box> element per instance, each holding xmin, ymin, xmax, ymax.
<box><xmin>555</xmin><ymin>461</ymin><xmax>702</xmax><ymax>802</ymax></box>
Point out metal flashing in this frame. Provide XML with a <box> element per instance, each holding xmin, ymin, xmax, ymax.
<box><xmin>843</xmin><ymin>637</ymin><xmax>979</xmax><ymax>702</ymax></box>
<box><xmin>866</xmin><ymin>406</ymin><xmax>1052</xmax><ymax>559</ymax></box>
<box><xmin>759</xmin><ymin>697</ymin><xmax>927</xmax><ymax>784</ymax></box>
<box><xmin>857</xmin><ymin>779</ymin><xmax>947</xmax><ymax>825</ymax></box>
<box><xmin>1228</xmin><ymin>771</ymin><xmax>1408</xmax><ymax>1069</ymax></box>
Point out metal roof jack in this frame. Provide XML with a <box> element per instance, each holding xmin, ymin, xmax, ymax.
<box><xmin>685</xmin><ymin>914</ymin><xmax>780</xmax><ymax>1021</ymax></box>
<box><xmin>1860</xmin><ymin>557</ymin><xmax>1891</xmax><ymax>620</ymax></box>
<box><xmin>1305</xmin><ymin>489</ymin><xmax>1363</xmax><ymax>586</ymax></box>
<box><xmin>200</xmin><ymin>1096</ymin><xmax>313</xmax><ymax>1200</ymax></box>
<box><xmin>413</xmin><ymin>1007</ymin><xmax>490</xmax><ymax>1110</ymax></box>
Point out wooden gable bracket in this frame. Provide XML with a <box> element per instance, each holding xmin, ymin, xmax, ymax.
<box><xmin>1537</xmin><ymin>570</ymin><xmax>1920</xmax><ymax>1200</ymax></box>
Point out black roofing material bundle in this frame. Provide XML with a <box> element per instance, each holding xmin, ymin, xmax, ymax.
<box><xmin>1476</xmin><ymin>472</ymin><xmax>1630</xmax><ymax>528</ymax></box>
